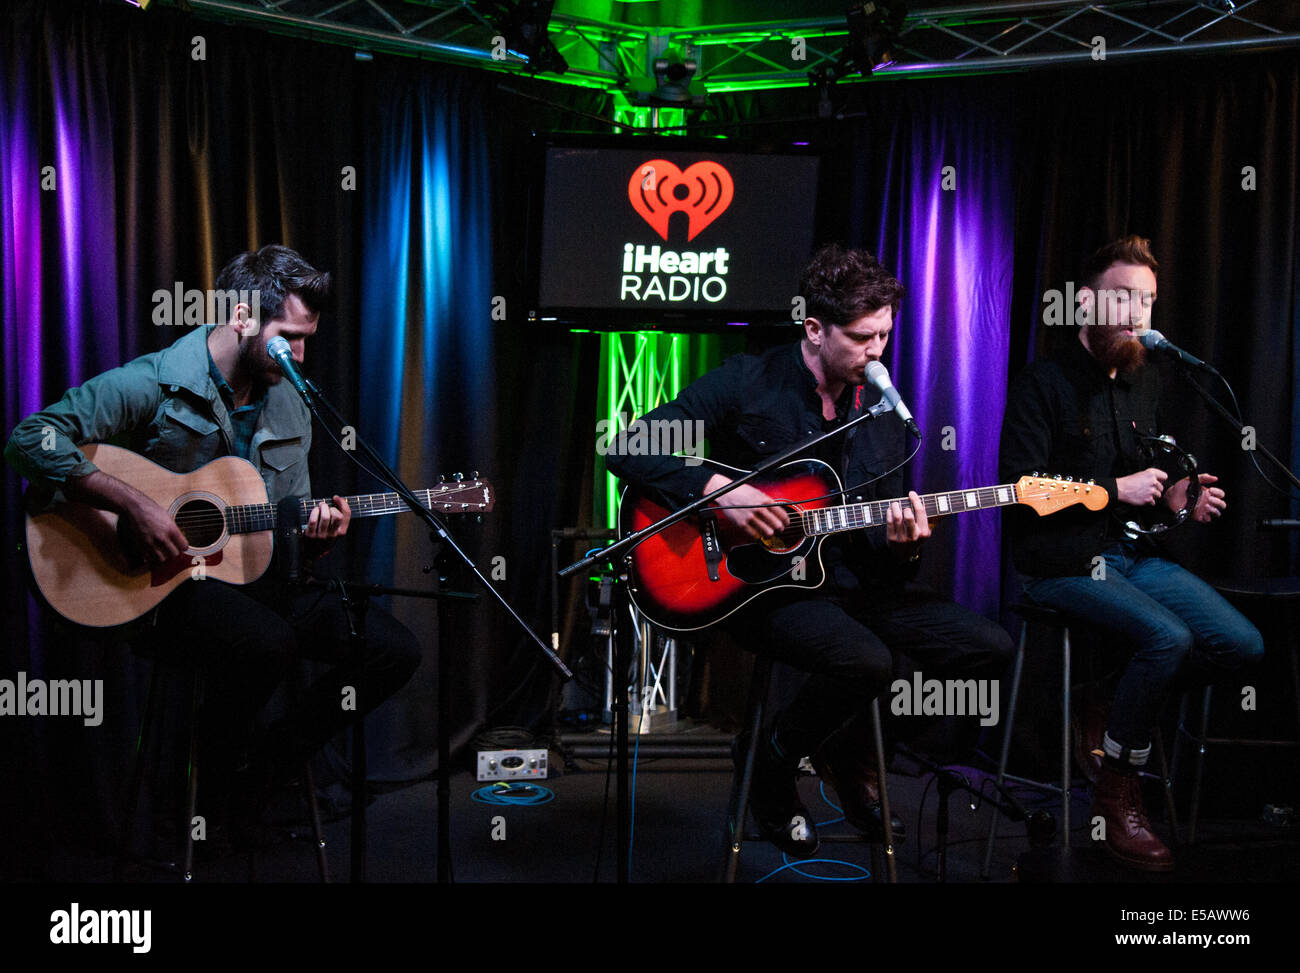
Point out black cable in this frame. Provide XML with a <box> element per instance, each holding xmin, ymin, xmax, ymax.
<box><xmin>1184</xmin><ymin>370</ymin><xmax>1300</xmax><ymax>502</ymax></box>
<box><xmin>591</xmin><ymin>721</ymin><xmax>618</xmax><ymax>883</ymax></box>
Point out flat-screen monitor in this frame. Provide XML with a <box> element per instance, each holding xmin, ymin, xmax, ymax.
<box><xmin>529</xmin><ymin>136</ymin><xmax>820</xmax><ymax>329</ymax></box>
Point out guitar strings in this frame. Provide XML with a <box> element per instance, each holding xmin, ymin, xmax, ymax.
<box><xmin>169</xmin><ymin>485</ymin><xmax>486</xmax><ymax>531</ymax></box>
<box><xmin>741</xmin><ymin>486</ymin><xmax>1083</xmax><ymax>540</ymax></box>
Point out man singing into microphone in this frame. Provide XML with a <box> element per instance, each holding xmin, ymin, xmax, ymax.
<box><xmin>999</xmin><ymin>235</ymin><xmax>1263</xmax><ymax>871</ymax></box>
<box><xmin>607</xmin><ymin>244</ymin><xmax>1013</xmax><ymax>856</ymax></box>
<box><xmin>6</xmin><ymin>245</ymin><xmax>420</xmax><ymax>844</ymax></box>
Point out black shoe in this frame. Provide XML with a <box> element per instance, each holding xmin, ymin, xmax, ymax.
<box><xmin>746</xmin><ymin>737</ymin><xmax>819</xmax><ymax>857</ymax></box>
<box><xmin>812</xmin><ymin>741</ymin><xmax>906</xmax><ymax>842</ymax></box>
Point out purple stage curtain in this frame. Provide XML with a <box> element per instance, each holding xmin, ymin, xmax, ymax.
<box><xmin>837</xmin><ymin>83</ymin><xmax>1018</xmax><ymax>616</ymax></box>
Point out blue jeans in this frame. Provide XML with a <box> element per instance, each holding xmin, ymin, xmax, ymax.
<box><xmin>1021</xmin><ymin>543</ymin><xmax>1264</xmax><ymax>752</ymax></box>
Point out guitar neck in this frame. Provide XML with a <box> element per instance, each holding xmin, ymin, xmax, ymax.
<box><xmin>226</xmin><ymin>487</ymin><xmax>485</xmax><ymax>534</ymax></box>
<box><xmin>801</xmin><ymin>484</ymin><xmax>1020</xmax><ymax>537</ymax></box>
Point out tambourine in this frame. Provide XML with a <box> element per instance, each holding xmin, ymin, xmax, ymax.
<box><xmin>1121</xmin><ymin>434</ymin><xmax>1199</xmax><ymax>537</ymax></box>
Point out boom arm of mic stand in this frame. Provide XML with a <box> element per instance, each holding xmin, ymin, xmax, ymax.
<box><xmin>1178</xmin><ymin>372</ymin><xmax>1300</xmax><ymax>494</ymax></box>
<box><xmin>303</xmin><ymin>379</ymin><xmax>572</xmax><ymax>680</ymax></box>
<box><xmin>558</xmin><ymin>400</ymin><xmax>896</xmax><ymax>580</ymax></box>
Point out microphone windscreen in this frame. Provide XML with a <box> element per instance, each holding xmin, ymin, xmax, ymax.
<box><xmin>865</xmin><ymin>360</ymin><xmax>892</xmax><ymax>388</ymax></box>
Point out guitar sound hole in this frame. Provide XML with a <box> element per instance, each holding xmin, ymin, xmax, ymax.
<box><xmin>759</xmin><ymin>507</ymin><xmax>802</xmax><ymax>553</ymax></box>
<box><xmin>175</xmin><ymin>499</ymin><xmax>224</xmax><ymax>548</ymax></box>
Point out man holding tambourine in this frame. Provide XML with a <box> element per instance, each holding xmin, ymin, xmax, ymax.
<box><xmin>999</xmin><ymin>236</ymin><xmax>1264</xmax><ymax>872</ymax></box>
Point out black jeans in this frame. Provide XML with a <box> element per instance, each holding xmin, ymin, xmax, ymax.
<box><xmin>728</xmin><ymin>581</ymin><xmax>1014</xmax><ymax>758</ymax></box>
<box><xmin>151</xmin><ymin>576</ymin><xmax>421</xmax><ymax>792</ymax></box>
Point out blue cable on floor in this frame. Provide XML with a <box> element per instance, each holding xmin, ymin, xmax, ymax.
<box><xmin>816</xmin><ymin>780</ymin><xmax>845</xmax><ymax>826</ymax></box>
<box><xmin>753</xmin><ymin>778</ymin><xmax>868</xmax><ymax>882</ymax></box>
<box><xmin>756</xmin><ymin>856</ymin><xmax>871</xmax><ymax>883</ymax></box>
<box><xmin>471</xmin><ymin>782</ymin><xmax>555</xmax><ymax>806</ymax></box>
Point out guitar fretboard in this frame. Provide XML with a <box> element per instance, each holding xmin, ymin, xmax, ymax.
<box><xmin>799</xmin><ymin>485</ymin><xmax>1020</xmax><ymax>536</ymax></box>
<box><xmin>224</xmin><ymin>485</ymin><xmax>491</xmax><ymax>534</ymax></box>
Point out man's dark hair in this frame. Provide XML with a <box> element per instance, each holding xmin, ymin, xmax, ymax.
<box><xmin>215</xmin><ymin>245</ymin><xmax>332</xmax><ymax>323</ymax></box>
<box><xmin>799</xmin><ymin>244</ymin><xmax>904</xmax><ymax>326</ymax></box>
<box><xmin>1080</xmin><ymin>235</ymin><xmax>1159</xmax><ymax>290</ymax></box>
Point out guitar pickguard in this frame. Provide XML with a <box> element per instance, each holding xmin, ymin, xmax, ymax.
<box><xmin>724</xmin><ymin>535</ymin><xmax>821</xmax><ymax>586</ymax></box>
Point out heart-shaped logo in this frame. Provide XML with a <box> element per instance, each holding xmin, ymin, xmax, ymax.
<box><xmin>627</xmin><ymin>159</ymin><xmax>734</xmax><ymax>242</ymax></box>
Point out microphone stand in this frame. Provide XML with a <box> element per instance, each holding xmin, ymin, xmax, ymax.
<box><xmin>1174</xmin><ymin>370</ymin><xmax>1300</xmax><ymax>495</ymax></box>
<box><xmin>557</xmin><ymin>399</ymin><xmax>905</xmax><ymax>882</ymax></box>
<box><xmin>558</xmin><ymin>399</ymin><xmax>900</xmax><ymax>581</ymax></box>
<box><xmin>896</xmin><ymin>743</ymin><xmax>1051</xmax><ymax>882</ymax></box>
<box><xmin>290</xmin><ymin>376</ymin><xmax>570</xmax><ymax>883</ymax></box>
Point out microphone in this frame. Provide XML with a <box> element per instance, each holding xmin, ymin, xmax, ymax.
<box><xmin>1137</xmin><ymin>330</ymin><xmax>1218</xmax><ymax>375</ymax></box>
<box><xmin>266</xmin><ymin>335</ymin><xmax>315</xmax><ymax>404</ymax></box>
<box><xmin>276</xmin><ymin>495</ymin><xmax>302</xmax><ymax>585</ymax></box>
<box><xmin>865</xmin><ymin>361</ymin><xmax>922</xmax><ymax>440</ymax></box>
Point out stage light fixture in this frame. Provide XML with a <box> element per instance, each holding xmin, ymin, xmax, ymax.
<box><xmin>653</xmin><ymin>57</ymin><xmax>704</xmax><ymax>104</ymax></box>
<box><xmin>485</xmin><ymin>0</ymin><xmax>568</xmax><ymax>75</ymax></box>
<box><xmin>843</xmin><ymin>1</ymin><xmax>907</xmax><ymax>77</ymax></box>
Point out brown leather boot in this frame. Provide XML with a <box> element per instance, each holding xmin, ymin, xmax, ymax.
<box><xmin>1090</xmin><ymin>763</ymin><xmax>1174</xmax><ymax>872</ymax></box>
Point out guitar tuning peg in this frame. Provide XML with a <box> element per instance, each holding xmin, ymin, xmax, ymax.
<box><xmin>471</xmin><ymin>470</ymin><xmax>479</xmax><ymax>479</ymax></box>
<box><xmin>1030</xmin><ymin>470</ymin><xmax>1041</xmax><ymax>478</ymax></box>
<box><xmin>439</xmin><ymin>473</ymin><xmax>447</xmax><ymax>483</ymax></box>
<box><xmin>454</xmin><ymin>472</ymin><xmax>464</xmax><ymax>482</ymax></box>
<box><xmin>1064</xmin><ymin>475</ymin><xmax>1074</xmax><ymax>482</ymax></box>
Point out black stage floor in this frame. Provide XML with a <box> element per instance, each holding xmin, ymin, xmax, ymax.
<box><xmin>67</xmin><ymin>739</ymin><xmax>1297</xmax><ymax>886</ymax></box>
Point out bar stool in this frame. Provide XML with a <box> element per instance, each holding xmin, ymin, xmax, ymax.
<box><xmin>981</xmin><ymin>604</ymin><xmax>1178</xmax><ymax>879</ymax></box>
<box><xmin>721</xmin><ymin>655</ymin><xmax>898</xmax><ymax>883</ymax></box>
<box><xmin>1174</xmin><ymin>577</ymin><xmax>1300</xmax><ymax>843</ymax></box>
<box><xmin>981</xmin><ymin>604</ymin><xmax>1074</xmax><ymax>879</ymax></box>
<box><xmin>117</xmin><ymin>655</ymin><xmax>330</xmax><ymax>883</ymax></box>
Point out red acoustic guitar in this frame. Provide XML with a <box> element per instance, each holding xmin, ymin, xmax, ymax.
<box><xmin>25</xmin><ymin>443</ymin><xmax>494</xmax><ymax>628</ymax></box>
<box><xmin>619</xmin><ymin>458</ymin><xmax>1107</xmax><ymax>631</ymax></box>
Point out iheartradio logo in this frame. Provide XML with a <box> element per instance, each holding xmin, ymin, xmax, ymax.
<box><xmin>627</xmin><ymin>159</ymin><xmax>734</xmax><ymax>242</ymax></box>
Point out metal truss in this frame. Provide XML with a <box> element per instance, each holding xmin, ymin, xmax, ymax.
<box><xmin>680</xmin><ymin>1</ymin><xmax>1300</xmax><ymax>87</ymax></box>
<box><xmin>599</xmin><ymin>331</ymin><xmax>686</xmax><ymax>529</ymax></box>
<box><xmin>172</xmin><ymin>1</ymin><xmax>1300</xmax><ymax>92</ymax></box>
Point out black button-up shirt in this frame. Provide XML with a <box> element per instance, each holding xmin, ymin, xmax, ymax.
<box><xmin>605</xmin><ymin>340</ymin><xmax>916</xmax><ymax>588</ymax></box>
<box><xmin>999</xmin><ymin>336</ymin><xmax>1175</xmax><ymax>576</ymax></box>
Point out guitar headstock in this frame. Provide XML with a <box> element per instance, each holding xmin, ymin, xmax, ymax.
<box><xmin>431</xmin><ymin>474</ymin><xmax>494</xmax><ymax>513</ymax></box>
<box><xmin>1015</xmin><ymin>475</ymin><xmax>1108</xmax><ymax>515</ymax></box>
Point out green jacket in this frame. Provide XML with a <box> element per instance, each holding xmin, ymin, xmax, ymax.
<box><xmin>5</xmin><ymin>325</ymin><xmax>312</xmax><ymax>508</ymax></box>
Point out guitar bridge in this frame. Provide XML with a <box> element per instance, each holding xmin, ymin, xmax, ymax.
<box><xmin>699</xmin><ymin>510</ymin><xmax>724</xmax><ymax>582</ymax></box>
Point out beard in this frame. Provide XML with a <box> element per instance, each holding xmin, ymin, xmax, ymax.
<box><xmin>1088</xmin><ymin>324</ymin><xmax>1147</xmax><ymax>374</ymax></box>
<box><xmin>236</xmin><ymin>334</ymin><xmax>281</xmax><ymax>392</ymax></box>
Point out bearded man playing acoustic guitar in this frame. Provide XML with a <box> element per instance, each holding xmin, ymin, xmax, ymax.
<box><xmin>607</xmin><ymin>244</ymin><xmax>1014</xmax><ymax>857</ymax></box>
<box><xmin>6</xmin><ymin>245</ymin><xmax>420</xmax><ymax>843</ymax></box>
